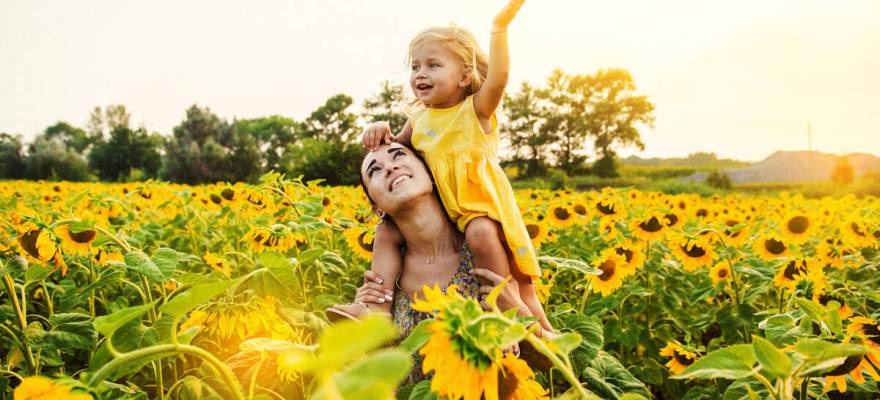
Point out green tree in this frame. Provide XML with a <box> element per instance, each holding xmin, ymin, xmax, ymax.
<box><xmin>579</xmin><ymin>69</ymin><xmax>655</xmax><ymax>177</ymax></box>
<box><xmin>0</xmin><ymin>133</ymin><xmax>26</xmax><ymax>179</ymax></box>
<box><xmin>831</xmin><ymin>156</ymin><xmax>855</xmax><ymax>186</ymax></box>
<box><xmin>501</xmin><ymin>82</ymin><xmax>553</xmax><ymax>176</ymax></box>
<box><xmin>23</xmin><ymin>135</ymin><xmax>91</xmax><ymax>181</ymax></box>
<box><xmin>87</xmin><ymin>105</ymin><xmax>131</xmax><ymax>139</ymax></box>
<box><xmin>232</xmin><ymin>116</ymin><xmax>299</xmax><ymax>172</ymax></box>
<box><xmin>161</xmin><ymin>105</ymin><xmax>235</xmax><ymax>184</ymax></box>
<box><xmin>537</xmin><ymin>70</ymin><xmax>589</xmax><ymax>175</ymax></box>
<box><xmin>43</xmin><ymin>121</ymin><xmax>95</xmax><ymax>154</ymax></box>
<box><xmin>300</xmin><ymin>94</ymin><xmax>360</xmax><ymax>143</ymax></box>
<box><xmin>88</xmin><ymin>126</ymin><xmax>163</xmax><ymax>181</ymax></box>
<box><xmin>362</xmin><ymin>81</ymin><xmax>408</xmax><ymax>135</ymax></box>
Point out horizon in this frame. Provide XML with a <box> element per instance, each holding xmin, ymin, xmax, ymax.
<box><xmin>2</xmin><ymin>0</ymin><xmax>878</xmax><ymax>163</ymax></box>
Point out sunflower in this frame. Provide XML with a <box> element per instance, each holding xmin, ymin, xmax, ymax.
<box><xmin>344</xmin><ymin>225</ymin><xmax>374</xmax><ymax>261</ymax></box>
<box><xmin>610</xmin><ymin>239</ymin><xmax>645</xmax><ymax>277</ymax></box>
<box><xmin>590</xmin><ymin>249</ymin><xmax>627</xmax><ymax>296</ymax></box>
<box><xmin>630</xmin><ymin>212</ymin><xmax>668</xmax><ymax>242</ymax></box>
<box><xmin>709</xmin><ymin>262</ymin><xmax>732</xmax><ymax>285</ymax></box>
<box><xmin>816</xmin><ymin>293</ymin><xmax>854</xmax><ymax>320</ymax></box>
<box><xmin>498</xmin><ymin>353</ymin><xmax>549</xmax><ymax>400</ymax></box>
<box><xmin>412</xmin><ymin>284</ymin><xmax>545</xmax><ymax>400</ymax></box>
<box><xmin>56</xmin><ymin>223</ymin><xmax>97</xmax><ymax>256</ymax></box>
<box><xmin>93</xmin><ymin>249</ymin><xmax>124</xmax><ymax>266</ymax></box>
<box><xmin>754</xmin><ymin>235</ymin><xmax>791</xmax><ymax>261</ymax></box>
<box><xmin>204</xmin><ymin>252</ymin><xmax>232</xmax><ymax>277</ymax></box>
<box><xmin>820</xmin><ymin>341</ymin><xmax>880</xmax><ymax>394</ymax></box>
<box><xmin>669</xmin><ymin>232</ymin><xmax>716</xmax><ymax>272</ymax></box>
<box><xmin>547</xmin><ymin>203</ymin><xmax>576</xmax><ymax>229</ymax></box>
<box><xmin>772</xmin><ymin>258</ymin><xmax>814</xmax><ymax>290</ymax></box>
<box><xmin>592</xmin><ymin>194</ymin><xmax>626</xmax><ymax>222</ymax></box>
<box><xmin>524</xmin><ymin>219</ymin><xmax>549</xmax><ymax>249</ymax></box>
<box><xmin>13</xmin><ymin>376</ymin><xmax>93</xmax><ymax>400</ymax></box>
<box><xmin>242</xmin><ymin>225</ymin><xmax>297</xmax><ymax>252</ymax></box>
<box><xmin>717</xmin><ymin>216</ymin><xmax>749</xmax><ymax>247</ymax></box>
<box><xmin>816</xmin><ymin>239</ymin><xmax>850</xmax><ymax>269</ymax></box>
<box><xmin>849</xmin><ymin>316</ymin><xmax>880</xmax><ymax>351</ymax></box>
<box><xmin>17</xmin><ymin>228</ymin><xmax>67</xmax><ymax>276</ymax></box>
<box><xmin>599</xmin><ymin>218</ymin><xmax>619</xmax><ymax>242</ymax></box>
<box><xmin>659</xmin><ymin>341</ymin><xmax>699</xmax><ymax>374</ymax></box>
<box><xmin>534</xmin><ymin>269</ymin><xmax>554</xmax><ymax>303</ymax></box>
<box><xmin>841</xmin><ymin>218</ymin><xmax>874</xmax><ymax>248</ymax></box>
<box><xmin>663</xmin><ymin>210</ymin><xmax>684</xmax><ymax>230</ymax></box>
<box><xmin>780</xmin><ymin>212</ymin><xmax>814</xmax><ymax>244</ymax></box>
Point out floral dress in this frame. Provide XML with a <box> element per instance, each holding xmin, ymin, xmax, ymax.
<box><xmin>391</xmin><ymin>242</ymin><xmax>481</xmax><ymax>386</ymax></box>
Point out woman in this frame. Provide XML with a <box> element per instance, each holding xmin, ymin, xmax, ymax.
<box><xmin>328</xmin><ymin>142</ymin><xmax>552</xmax><ymax>382</ymax></box>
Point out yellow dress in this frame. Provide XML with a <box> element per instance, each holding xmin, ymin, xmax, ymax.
<box><xmin>411</xmin><ymin>95</ymin><xmax>540</xmax><ymax>279</ymax></box>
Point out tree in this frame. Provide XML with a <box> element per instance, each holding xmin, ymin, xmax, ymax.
<box><xmin>0</xmin><ymin>133</ymin><xmax>26</xmax><ymax>179</ymax></box>
<box><xmin>23</xmin><ymin>135</ymin><xmax>91</xmax><ymax>181</ymax></box>
<box><xmin>232</xmin><ymin>116</ymin><xmax>299</xmax><ymax>173</ymax></box>
<box><xmin>43</xmin><ymin>121</ymin><xmax>94</xmax><ymax>154</ymax></box>
<box><xmin>501</xmin><ymin>82</ymin><xmax>553</xmax><ymax>176</ymax></box>
<box><xmin>87</xmin><ymin>105</ymin><xmax>131</xmax><ymax>139</ymax></box>
<box><xmin>300</xmin><ymin>94</ymin><xmax>360</xmax><ymax>143</ymax></box>
<box><xmin>88</xmin><ymin>126</ymin><xmax>162</xmax><ymax>181</ymax></box>
<box><xmin>537</xmin><ymin>70</ymin><xmax>589</xmax><ymax>175</ymax></box>
<box><xmin>579</xmin><ymin>69</ymin><xmax>655</xmax><ymax>177</ymax></box>
<box><xmin>362</xmin><ymin>81</ymin><xmax>409</xmax><ymax>135</ymax></box>
<box><xmin>831</xmin><ymin>156</ymin><xmax>855</xmax><ymax>186</ymax></box>
<box><xmin>161</xmin><ymin>105</ymin><xmax>236</xmax><ymax>184</ymax></box>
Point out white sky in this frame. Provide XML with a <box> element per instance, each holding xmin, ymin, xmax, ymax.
<box><xmin>1</xmin><ymin>0</ymin><xmax>878</xmax><ymax>161</ymax></box>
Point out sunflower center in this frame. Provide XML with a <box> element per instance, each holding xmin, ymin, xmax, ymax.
<box><xmin>783</xmin><ymin>260</ymin><xmax>806</xmax><ymax>280</ymax></box>
<box><xmin>665</xmin><ymin>213</ymin><xmax>679</xmax><ymax>226</ymax></box>
<box><xmin>526</xmin><ymin>224</ymin><xmax>540</xmax><ymax>239</ymax></box>
<box><xmin>717</xmin><ymin>268</ymin><xmax>729</xmax><ymax>278</ymax></box>
<box><xmin>18</xmin><ymin>229</ymin><xmax>43</xmax><ymax>259</ymax></box>
<box><xmin>596</xmin><ymin>202</ymin><xmax>615</xmax><ymax>215</ymax></box>
<box><xmin>787</xmin><ymin>216</ymin><xmax>809</xmax><ymax>234</ymax></box>
<box><xmin>678</xmin><ymin>201</ymin><xmax>687</xmax><ymax>210</ymax></box>
<box><xmin>615</xmin><ymin>247</ymin><xmax>634</xmax><ymax>263</ymax></box>
<box><xmin>209</xmin><ymin>194</ymin><xmax>222</xmax><ymax>204</ymax></box>
<box><xmin>817</xmin><ymin>293</ymin><xmax>843</xmax><ymax>307</ymax></box>
<box><xmin>221</xmin><ymin>188</ymin><xmax>235</xmax><ymax>201</ymax></box>
<box><xmin>322</xmin><ymin>197</ymin><xmax>331</xmax><ymax>207</ymax></box>
<box><xmin>358</xmin><ymin>231</ymin><xmax>374</xmax><ymax>252</ymax></box>
<box><xmin>573</xmin><ymin>204</ymin><xmax>587</xmax><ymax>215</ymax></box>
<box><xmin>639</xmin><ymin>217</ymin><xmax>663</xmax><ymax>232</ymax></box>
<box><xmin>696</xmin><ymin>209</ymin><xmax>709</xmax><ymax>218</ymax></box>
<box><xmin>863</xmin><ymin>323</ymin><xmax>880</xmax><ymax>345</ymax></box>
<box><xmin>764</xmin><ymin>238</ymin><xmax>786</xmax><ymax>255</ymax></box>
<box><xmin>851</xmin><ymin>222</ymin><xmax>866</xmax><ymax>236</ymax></box>
<box><xmin>553</xmin><ymin>207</ymin><xmax>571</xmax><ymax>220</ymax></box>
<box><xmin>598</xmin><ymin>260</ymin><xmax>617</xmax><ymax>281</ymax></box>
<box><xmin>724</xmin><ymin>220</ymin><xmax>742</xmax><ymax>237</ymax></box>
<box><xmin>673</xmin><ymin>350</ymin><xmax>695</xmax><ymax>366</ymax></box>
<box><xmin>827</xmin><ymin>355</ymin><xmax>863</xmax><ymax>376</ymax></box>
<box><xmin>69</xmin><ymin>229</ymin><xmax>97</xmax><ymax>243</ymax></box>
<box><xmin>682</xmin><ymin>244</ymin><xmax>707</xmax><ymax>258</ymax></box>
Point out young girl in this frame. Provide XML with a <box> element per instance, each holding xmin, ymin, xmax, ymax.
<box><xmin>330</xmin><ymin>0</ymin><xmax>550</xmax><ymax>330</ymax></box>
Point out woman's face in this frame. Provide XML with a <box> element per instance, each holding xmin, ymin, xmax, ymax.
<box><xmin>361</xmin><ymin>143</ymin><xmax>433</xmax><ymax>214</ymax></box>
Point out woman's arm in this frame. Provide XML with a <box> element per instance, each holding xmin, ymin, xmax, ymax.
<box><xmin>473</xmin><ymin>0</ymin><xmax>525</xmax><ymax>120</ymax></box>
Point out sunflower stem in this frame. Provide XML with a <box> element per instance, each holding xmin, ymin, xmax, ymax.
<box><xmin>751</xmin><ymin>371</ymin><xmax>779</xmax><ymax>400</ymax></box>
<box><xmin>1</xmin><ymin>274</ymin><xmax>36</xmax><ymax>376</ymax></box>
<box><xmin>524</xmin><ymin>333</ymin><xmax>589</xmax><ymax>399</ymax></box>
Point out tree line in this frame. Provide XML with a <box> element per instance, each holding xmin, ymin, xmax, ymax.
<box><xmin>0</xmin><ymin>68</ymin><xmax>654</xmax><ymax>185</ymax></box>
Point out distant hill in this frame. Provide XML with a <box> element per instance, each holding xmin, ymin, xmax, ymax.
<box><xmin>686</xmin><ymin>151</ymin><xmax>880</xmax><ymax>183</ymax></box>
<box><xmin>622</xmin><ymin>152</ymin><xmax>751</xmax><ymax>170</ymax></box>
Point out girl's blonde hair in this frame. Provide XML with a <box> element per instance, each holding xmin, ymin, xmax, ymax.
<box><xmin>407</xmin><ymin>25</ymin><xmax>489</xmax><ymax>97</ymax></box>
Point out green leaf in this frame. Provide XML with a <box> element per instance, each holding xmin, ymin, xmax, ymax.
<box><xmin>751</xmin><ymin>335</ymin><xmax>792</xmax><ymax>379</ymax></box>
<box><xmin>794</xmin><ymin>339</ymin><xmax>868</xmax><ymax>377</ymax></box>
<box><xmin>583</xmin><ymin>350</ymin><xmax>650</xmax><ymax>399</ymax></box>
<box><xmin>762</xmin><ymin>314</ymin><xmax>796</xmax><ymax>347</ymax></box>
<box><xmin>159</xmin><ymin>279</ymin><xmax>236</xmax><ymax>318</ymax></box>
<box><xmin>296</xmin><ymin>248</ymin><xmax>325</xmax><ymax>265</ymax></box>
<box><xmin>306</xmin><ymin>314</ymin><xmax>398</xmax><ymax>374</ymax></box>
<box><xmin>794</xmin><ymin>297</ymin><xmax>825</xmax><ymax>322</ymax></box>
<box><xmin>312</xmin><ymin>349</ymin><xmax>412</xmax><ymax>400</ymax></box>
<box><xmin>124</xmin><ymin>250</ymin><xmax>164</xmax><ymax>282</ymax></box>
<box><xmin>93</xmin><ymin>301</ymin><xmax>155</xmax><ymax>337</ymax></box>
<box><xmin>24</xmin><ymin>263</ymin><xmax>54</xmax><ymax>284</ymax></box>
<box><xmin>152</xmin><ymin>247</ymin><xmax>178</xmax><ymax>280</ymax></box>
<box><xmin>539</xmin><ymin>256</ymin><xmax>601</xmax><ymax>275</ymax></box>
<box><xmin>179</xmin><ymin>375</ymin><xmax>223</xmax><ymax>400</ymax></box>
<box><xmin>551</xmin><ymin>332</ymin><xmax>583</xmax><ymax>357</ymax></box>
<box><xmin>672</xmin><ymin>344</ymin><xmax>756</xmax><ymax>380</ymax></box>
<box><xmin>398</xmin><ymin>319</ymin><xmax>433</xmax><ymax>354</ymax></box>
<box><xmin>31</xmin><ymin>313</ymin><xmax>97</xmax><ymax>352</ymax></box>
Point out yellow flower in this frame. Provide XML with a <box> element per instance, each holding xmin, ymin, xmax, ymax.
<box><xmin>611</xmin><ymin>239</ymin><xmax>645</xmax><ymax>277</ymax></box>
<box><xmin>547</xmin><ymin>203</ymin><xmax>576</xmax><ymax>229</ymax></box>
<box><xmin>780</xmin><ymin>212</ymin><xmax>813</xmax><ymax>244</ymax></box>
<box><xmin>709</xmin><ymin>262</ymin><xmax>732</xmax><ymax>284</ymax></box>
<box><xmin>498</xmin><ymin>353</ymin><xmax>549</xmax><ymax>400</ymax></box>
<box><xmin>841</xmin><ymin>218</ymin><xmax>874</xmax><ymax>248</ymax></box>
<box><xmin>822</xmin><ymin>353</ymin><xmax>880</xmax><ymax>393</ymax></box>
<box><xmin>849</xmin><ymin>316</ymin><xmax>880</xmax><ymax>351</ymax></box>
<box><xmin>204</xmin><ymin>252</ymin><xmax>231</xmax><ymax>277</ymax></box>
<box><xmin>754</xmin><ymin>235</ymin><xmax>791</xmax><ymax>261</ymax></box>
<box><xmin>17</xmin><ymin>228</ymin><xmax>67</xmax><ymax>276</ymax></box>
<box><xmin>630</xmin><ymin>212</ymin><xmax>668</xmax><ymax>242</ymax></box>
<box><xmin>590</xmin><ymin>249</ymin><xmax>626</xmax><ymax>297</ymax></box>
<box><xmin>13</xmin><ymin>376</ymin><xmax>93</xmax><ymax>400</ymax></box>
<box><xmin>717</xmin><ymin>216</ymin><xmax>749</xmax><ymax>247</ymax></box>
<box><xmin>670</xmin><ymin>232</ymin><xmax>715</xmax><ymax>272</ymax></box>
<box><xmin>56</xmin><ymin>223</ymin><xmax>97</xmax><ymax>256</ymax></box>
<box><xmin>816</xmin><ymin>293</ymin><xmax>853</xmax><ymax>320</ymax></box>
<box><xmin>242</xmin><ymin>225</ymin><xmax>296</xmax><ymax>252</ymax></box>
<box><xmin>343</xmin><ymin>225</ymin><xmax>374</xmax><ymax>261</ymax></box>
<box><xmin>524</xmin><ymin>219</ymin><xmax>549</xmax><ymax>249</ymax></box>
<box><xmin>659</xmin><ymin>341</ymin><xmax>699</xmax><ymax>374</ymax></box>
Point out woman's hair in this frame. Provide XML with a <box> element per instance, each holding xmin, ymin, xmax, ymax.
<box><xmin>407</xmin><ymin>25</ymin><xmax>489</xmax><ymax>98</ymax></box>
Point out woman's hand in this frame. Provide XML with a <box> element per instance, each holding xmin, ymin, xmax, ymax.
<box><xmin>361</xmin><ymin>121</ymin><xmax>394</xmax><ymax>151</ymax></box>
<box><xmin>354</xmin><ymin>270</ymin><xmax>394</xmax><ymax>305</ymax></box>
<box><xmin>492</xmin><ymin>0</ymin><xmax>525</xmax><ymax>31</ymax></box>
<box><xmin>471</xmin><ymin>267</ymin><xmax>528</xmax><ymax>315</ymax></box>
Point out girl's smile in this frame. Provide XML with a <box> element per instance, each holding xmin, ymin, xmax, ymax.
<box><xmin>409</xmin><ymin>41</ymin><xmax>470</xmax><ymax>108</ymax></box>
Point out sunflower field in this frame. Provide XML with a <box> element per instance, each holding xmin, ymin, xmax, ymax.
<box><xmin>1</xmin><ymin>175</ymin><xmax>879</xmax><ymax>400</ymax></box>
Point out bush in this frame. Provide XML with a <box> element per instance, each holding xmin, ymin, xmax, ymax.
<box><xmin>282</xmin><ymin>138</ymin><xmax>364</xmax><ymax>186</ymax></box>
<box><xmin>706</xmin><ymin>170</ymin><xmax>732</xmax><ymax>190</ymax></box>
<box><xmin>24</xmin><ymin>136</ymin><xmax>91</xmax><ymax>181</ymax></box>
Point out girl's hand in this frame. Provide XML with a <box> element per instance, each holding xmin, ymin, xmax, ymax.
<box><xmin>471</xmin><ymin>267</ymin><xmax>527</xmax><ymax>314</ymax></box>
<box><xmin>492</xmin><ymin>0</ymin><xmax>525</xmax><ymax>31</ymax></box>
<box><xmin>354</xmin><ymin>270</ymin><xmax>394</xmax><ymax>305</ymax></box>
<box><xmin>361</xmin><ymin>121</ymin><xmax>394</xmax><ymax>151</ymax></box>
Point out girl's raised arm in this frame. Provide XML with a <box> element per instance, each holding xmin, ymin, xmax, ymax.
<box><xmin>474</xmin><ymin>0</ymin><xmax>525</xmax><ymax>120</ymax></box>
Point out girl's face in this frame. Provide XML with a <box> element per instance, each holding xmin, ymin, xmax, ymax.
<box><xmin>361</xmin><ymin>143</ymin><xmax>433</xmax><ymax>215</ymax></box>
<box><xmin>409</xmin><ymin>41</ymin><xmax>471</xmax><ymax>108</ymax></box>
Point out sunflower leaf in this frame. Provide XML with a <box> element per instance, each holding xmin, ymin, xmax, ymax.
<box><xmin>398</xmin><ymin>319</ymin><xmax>433</xmax><ymax>354</ymax></box>
<box><xmin>94</xmin><ymin>301</ymin><xmax>156</xmax><ymax>337</ymax></box>
<box><xmin>672</xmin><ymin>344</ymin><xmax>756</xmax><ymax>380</ymax></box>
<box><xmin>751</xmin><ymin>335</ymin><xmax>792</xmax><ymax>379</ymax></box>
<box><xmin>159</xmin><ymin>279</ymin><xmax>237</xmax><ymax>318</ymax></box>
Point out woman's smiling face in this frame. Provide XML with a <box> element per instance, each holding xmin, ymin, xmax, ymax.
<box><xmin>361</xmin><ymin>143</ymin><xmax>433</xmax><ymax>214</ymax></box>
